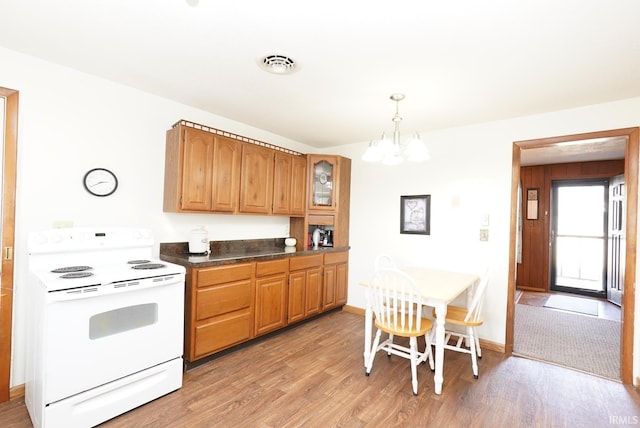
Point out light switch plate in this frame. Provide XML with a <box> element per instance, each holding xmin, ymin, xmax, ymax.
<box><xmin>479</xmin><ymin>229</ymin><xmax>489</xmax><ymax>241</ymax></box>
<box><xmin>480</xmin><ymin>213</ymin><xmax>490</xmax><ymax>226</ymax></box>
<box><xmin>53</xmin><ymin>220</ymin><xmax>73</xmax><ymax>229</ymax></box>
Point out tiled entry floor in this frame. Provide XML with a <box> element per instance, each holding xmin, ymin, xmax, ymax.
<box><xmin>516</xmin><ymin>290</ymin><xmax>621</xmax><ymax>321</ymax></box>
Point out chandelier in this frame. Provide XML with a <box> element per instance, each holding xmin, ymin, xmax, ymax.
<box><xmin>361</xmin><ymin>93</ymin><xmax>430</xmax><ymax>165</ymax></box>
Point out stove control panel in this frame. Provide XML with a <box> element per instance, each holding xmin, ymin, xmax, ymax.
<box><xmin>28</xmin><ymin>227</ymin><xmax>154</xmax><ymax>254</ymax></box>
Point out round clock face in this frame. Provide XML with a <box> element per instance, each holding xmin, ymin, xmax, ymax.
<box><xmin>83</xmin><ymin>168</ymin><xmax>118</xmax><ymax>197</ymax></box>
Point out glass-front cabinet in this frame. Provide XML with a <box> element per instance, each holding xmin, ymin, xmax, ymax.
<box><xmin>291</xmin><ymin>154</ymin><xmax>351</xmax><ymax>249</ymax></box>
<box><xmin>309</xmin><ymin>155</ymin><xmax>338</xmax><ymax>210</ymax></box>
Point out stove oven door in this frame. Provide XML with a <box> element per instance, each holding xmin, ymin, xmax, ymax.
<box><xmin>43</xmin><ymin>278</ymin><xmax>184</xmax><ymax>404</ymax></box>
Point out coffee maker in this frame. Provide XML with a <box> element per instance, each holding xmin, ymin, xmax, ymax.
<box><xmin>309</xmin><ymin>226</ymin><xmax>334</xmax><ymax>248</ymax></box>
<box><xmin>324</xmin><ymin>229</ymin><xmax>333</xmax><ymax>247</ymax></box>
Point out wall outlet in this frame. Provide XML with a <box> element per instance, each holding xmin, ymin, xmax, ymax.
<box><xmin>479</xmin><ymin>229</ymin><xmax>489</xmax><ymax>241</ymax></box>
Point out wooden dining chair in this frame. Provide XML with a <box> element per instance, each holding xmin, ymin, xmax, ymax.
<box><xmin>365</xmin><ymin>268</ymin><xmax>434</xmax><ymax>395</ymax></box>
<box><xmin>432</xmin><ymin>271</ymin><xmax>489</xmax><ymax>379</ymax></box>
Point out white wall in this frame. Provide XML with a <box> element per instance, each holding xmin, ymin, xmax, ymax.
<box><xmin>3</xmin><ymin>44</ymin><xmax>640</xmax><ymax>388</ymax></box>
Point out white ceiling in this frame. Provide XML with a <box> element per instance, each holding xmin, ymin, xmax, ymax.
<box><xmin>1</xmin><ymin>0</ymin><xmax>639</xmax><ymax>152</ymax></box>
<box><xmin>520</xmin><ymin>137</ymin><xmax>628</xmax><ymax>166</ymax></box>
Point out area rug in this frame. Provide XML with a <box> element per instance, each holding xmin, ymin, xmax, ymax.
<box><xmin>514</xmin><ymin>304</ymin><xmax>620</xmax><ymax>380</ymax></box>
<box><xmin>543</xmin><ymin>294</ymin><xmax>598</xmax><ymax>316</ymax></box>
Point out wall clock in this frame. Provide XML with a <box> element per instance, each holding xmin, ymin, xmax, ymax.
<box><xmin>83</xmin><ymin>168</ymin><xmax>118</xmax><ymax>197</ymax></box>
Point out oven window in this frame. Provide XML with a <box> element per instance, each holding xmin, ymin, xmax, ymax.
<box><xmin>89</xmin><ymin>303</ymin><xmax>158</xmax><ymax>339</ymax></box>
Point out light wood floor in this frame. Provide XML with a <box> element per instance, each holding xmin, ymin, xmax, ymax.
<box><xmin>1</xmin><ymin>310</ymin><xmax>639</xmax><ymax>427</ymax></box>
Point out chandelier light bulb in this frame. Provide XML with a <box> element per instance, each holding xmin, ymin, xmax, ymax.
<box><xmin>361</xmin><ymin>140</ymin><xmax>383</xmax><ymax>162</ymax></box>
<box><xmin>404</xmin><ymin>133</ymin><xmax>430</xmax><ymax>162</ymax></box>
<box><xmin>362</xmin><ymin>94</ymin><xmax>429</xmax><ymax>165</ymax></box>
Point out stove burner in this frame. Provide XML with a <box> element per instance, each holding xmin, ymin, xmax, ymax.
<box><xmin>51</xmin><ymin>266</ymin><xmax>92</xmax><ymax>274</ymax></box>
<box><xmin>127</xmin><ymin>260</ymin><xmax>151</xmax><ymax>265</ymax></box>
<box><xmin>131</xmin><ymin>263</ymin><xmax>165</xmax><ymax>270</ymax></box>
<box><xmin>60</xmin><ymin>272</ymin><xmax>94</xmax><ymax>279</ymax></box>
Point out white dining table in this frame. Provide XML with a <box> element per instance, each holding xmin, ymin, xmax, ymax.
<box><xmin>362</xmin><ymin>267</ymin><xmax>480</xmax><ymax>395</ymax></box>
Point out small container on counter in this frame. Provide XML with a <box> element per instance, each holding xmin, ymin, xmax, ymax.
<box><xmin>188</xmin><ymin>226</ymin><xmax>209</xmax><ymax>254</ymax></box>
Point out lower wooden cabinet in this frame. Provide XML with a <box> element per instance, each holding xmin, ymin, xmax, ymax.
<box><xmin>288</xmin><ymin>254</ymin><xmax>323</xmax><ymax>324</ymax></box>
<box><xmin>323</xmin><ymin>251</ymin><xmax>349</xmax><ymax>311</ymax></box>
<box><xmin>255</xmin><ymin>259</ymin><xmax>289</xmax><ymax>336</ymax></box>
<box><xmin>187</xmin><ymin>263</ymin><xmax>254</xmax><ymax>361</ymax></box>
<box><xmin>184</xmin><ymin>251</ymin><xmax>348</xmax><ymax>364</ymax></box>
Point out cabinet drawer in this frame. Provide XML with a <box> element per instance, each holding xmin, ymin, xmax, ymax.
<box><xmin>197</xmin><ymin>263</ymin><xmax>253</xmax><ymax>287</ymax></box>
<box><xmin>324</xmin><ymin>251</ymin><xmax>348</xmax><ymax>265</ymax></box>
<box><xmin>290</xmin><ymin>254</ymin><xmax>323</xmax><ymax>271</ymax></box>
<box><xmin>194</xmin><ymin>311</ymin><xmax>252</xmax><ymax>358</ymax></box>
<box><xmin>196</xmin><ymin>279</ymin><xmax>252</xmax><ymax>320</ymax></box>
<box><xmin>256</xmin><ymin>259</ymin><xmax>289</xmax><ymax>277</ymax></box>
<box><xmin>307</xmin><ymin>214</ymin><xmax>334</xmax><ymax>226</ymax></box>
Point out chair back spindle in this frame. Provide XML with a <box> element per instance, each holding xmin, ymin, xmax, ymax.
<box><xmin>369</xmin><ymin>268</ymin><xmax>422</xmax><ymax>333</ymax></box>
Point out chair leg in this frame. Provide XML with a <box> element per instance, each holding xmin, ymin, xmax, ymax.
<box><xmin>387</xmin><ymin>334</ymin><xmax>394</xmax><ymax>357</ymax></box>
<box><xmin>424</xmin><ymin>331</ymin><xmax>434</xmax><ymax>371</ymax></box>
<box><xmin>365</xmin><ymin>329</ymin><xmax>382</xmax><ymax>375</ymax></box>
<box><xmin>467</xmin><ymin>326</ymin><xmax>479</xmax><ymax>379</ymax></box>
<box><xmin>473</xmin><ymin>327</ymin><xmax>482</xmax><ymax>359</ymax></box>
<box><xmin>410</xmin><ymin>336</ymin><xmax>419</xmax><ymax>395</ymax></box>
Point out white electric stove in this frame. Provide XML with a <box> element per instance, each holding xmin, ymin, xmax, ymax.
<box><xmin>25</xmin><ymin>227</ymin><xmax>186</xmax><ymax>428</ymax></box>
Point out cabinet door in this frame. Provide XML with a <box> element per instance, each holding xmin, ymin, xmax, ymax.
<box><xmin>322</xmin><ymin>251</ymin><xmax>349</xmax><ymax>311</ymax></box>
<box><xmin>323</xmin><ymin>264</ymin><xmax>337</xmax><ymax>310</ymax></box>
<box><xmin>308</xmin><ymin>155</ymin><xmax>338</xmax><ymax>211</ymax></box>
<box><xmin>240</xmin><ymin>143</ymin><xmax>275</xmax><ymax>214</ymax></box>
<box><xmin>255</xmin><ymin>274</ymin><xmax>288</xmax><ymax>335</ymax></box>
<box><xmin>181</xmin><ymin>127</ymin><xmax>214</xmax><ymax>211</ymax></box>
<box><xmin>290</xmin><ymin>155</ymin><xmax>307</xmax><ymax>216</ymax></box>
<box><xmin>211</xmin><ymin>136</ymin><xmax>241</xmax><ymax>213</ymax></box>
<box><xmin>288</xmin><ymin>271</ymin><xmax>305</xmax><ymax>324</ymax></box>
<box><xmin>335</xmin><ymin>263</ymin><xmax>348</xmax><ymax>306</ymax></box>
<box><xmin>305</xmin><ymin>267</ymin><xmax>323</xmax><ymax>316</ymax></box>
<box><xmin>288</xmin><ymin>266</ymin><xmax>321</xmax><ymax>324</ymax></box>
<box><xmin>272</xmin><ymin>152</ymin><xmax>292</xmax><ymax>215</ymax></box>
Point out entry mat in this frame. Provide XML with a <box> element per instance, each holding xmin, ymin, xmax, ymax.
<box><xmin>543</xmin><ymin>294</ymin><xmax>599</xmax><ymax>316</ymax></box>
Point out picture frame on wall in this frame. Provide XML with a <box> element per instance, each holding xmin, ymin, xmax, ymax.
<box><xmin>526</xmin><ymin>187</ymin><xmax>539</xmax><ymax>220</ymax></box>
<box><xmin>400</xmin><ymin>195</ymin><xmax>431</xmax><ymax>235</ymax></box>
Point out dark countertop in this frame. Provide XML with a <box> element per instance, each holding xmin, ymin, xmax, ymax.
<box><xmin>160</xmin><ymin>238</ymin><xmax>349</xmax><ymax>268</ymax></box>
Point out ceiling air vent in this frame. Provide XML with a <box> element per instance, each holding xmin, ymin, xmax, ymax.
<box><xmin>259</xmin><ymin>54</ymin><xmax>298</xmax><ymax>75</ymax></box>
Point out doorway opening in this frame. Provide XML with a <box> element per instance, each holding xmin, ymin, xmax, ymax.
<box><xmin>550</xmin><ymin>179</ymin><xmax>608</xmax><ymax>298</ymax></box>
<box><xmin>0</xmin><ymin>87</ymin><xmax>18</xmax><ymax>403</ymax></box>
<box><xmin>506</xmin><ymin>127</ymin><xmax>639</xmax><ymax>385</ymax></box>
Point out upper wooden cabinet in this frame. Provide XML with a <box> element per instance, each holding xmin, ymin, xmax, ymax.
<box><xmin>211</xmin><ymin>135</ymin><xmax>241</xmax><ymax>213</ymax></box>
<box><xmin>290</xmin><ymin>154</ymin><xmax>351</xmax><ymax>249</ymax></box>
<box><xmin>308</xmin><ymin>155</ymin><xmax>339</xmax><ymax>211</ymax></box>
<box><xmin>164</xmin><ymin>122</ymin><xmax>306</xmax><ymax>216</ymax></box>
<box><xmin>239</xmin><ymin>143</ymin><xmax>274</xmax><ymax>214</ymax></box>
<box><xmin>164</xmin><ymin>125</ymin><xmax>240</xmax><ymax>213</ymax></box>
<box><xmin>273</xmin><ymin>153</ymin><xmax>307</xmax><ymax>217</ymax></box>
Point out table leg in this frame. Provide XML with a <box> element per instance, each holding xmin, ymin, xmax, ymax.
<box><xmin>364</xmin><ymin>295</ymin><xmax>372</xmax><ymax>367</ymax></box>
<box><xmin>433</xmin><ymin>302</ymin><xmax>447</xmax><ymax>394</ymax></box>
